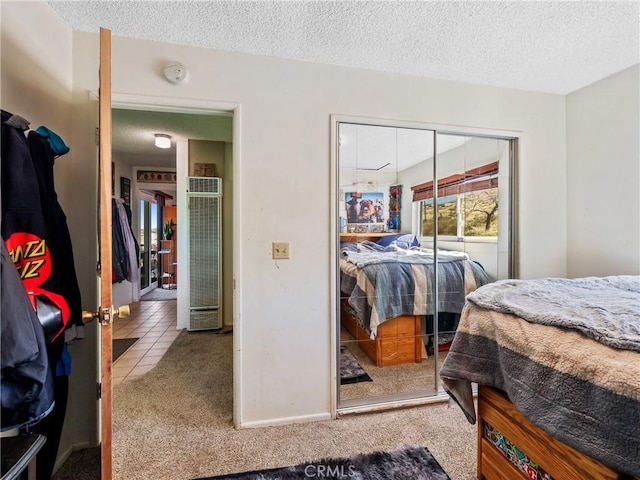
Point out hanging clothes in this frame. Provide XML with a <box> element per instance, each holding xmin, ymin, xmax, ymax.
<box><xmin>0</xmin><ymin>109</ymin><xmax>79</xmax><ymax>341</ymax></box>
<box><xmin>112</xmin><ymin>197</ymin><xmax>140</xmax><ymax>283</ymax></box>
<box><xmin>112</xmin><ymin>197</ymin><xmax>128</xmax><ymax>283</ymax></box>
<box><xmin>122</xmin><ymin>199</ymin><xmax>141</xmax><ymax>272</ymax></box>
<box><xmin>1</xmin><ymin>238</ymin><xmax>55</xmax><ymax>432</ymax></box>
<box><xmin>28</xmin><ymin>127</ymin><xmax>83</xmax><ymax>336</ymax></box>
<box><xmin>1</xmin><ymin>109</ymin><xmax>82</xmax><ymax>480</ymax></box>
<box><xmin>115</xmin><ymin>197</ymin><xmax>140</xmax><ymax>283</ymax></box>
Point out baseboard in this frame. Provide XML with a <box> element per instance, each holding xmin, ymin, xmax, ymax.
<box><xmin>239</xmin><ymin>412</ymin><xmax>331</xmax><ymax>429</ymax></box>
<box><xmin>53</xmin><ymin>441</ymin><xmax>96</xmax><ymax>475</ymax></box>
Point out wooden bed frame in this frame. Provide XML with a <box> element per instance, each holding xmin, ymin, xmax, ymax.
<box><xmin>340</xmin><ymin>298</ymin><xmax>422</xmax><ymax>367</ymax></box>
<box><xmin>477</xmin><ymin>385</ymin><xmax>632</xmax><ymax>480</ymax></box>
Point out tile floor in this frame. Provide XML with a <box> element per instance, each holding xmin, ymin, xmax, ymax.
<box><xmin>112</xmin><ymin>299</ymin><xmax>179</xmax><ymax>385</ymax></box>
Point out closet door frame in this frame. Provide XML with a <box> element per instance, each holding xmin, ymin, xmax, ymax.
<box><xmin>331</xmin><ymin>114</ymin><xmax>520</xmax><ymax>416</ymax></box>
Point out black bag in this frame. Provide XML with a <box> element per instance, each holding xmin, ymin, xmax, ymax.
<box><xmin>35</xmin><ymin>295</ymin><xmax>64</xmax><ymax>343</ymax></box>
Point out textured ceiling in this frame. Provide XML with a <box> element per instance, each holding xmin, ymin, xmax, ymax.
<box><xmin>48</xmin><ymin>0</ymin><xmax>639</xmax><ymax>95</ymax></box>
<box><xmin>45</xmin><ymin>1</ymin><xmax>639</xmax><ymax>171</ymax></box>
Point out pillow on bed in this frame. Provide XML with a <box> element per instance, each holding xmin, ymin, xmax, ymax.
<box><xmin>377</xmin><ymin>234</ymin><xmax>420</xmax><ymax>249</ymax></box>
<box><xmin>395</xmin><ymin>234</ymin><xmax>420</xmax><ymax>249</ymax></box>
<box><xmin>376</xmin><ymin>234</ymin><xmax>401</xmax><ymax>246</ymax></box>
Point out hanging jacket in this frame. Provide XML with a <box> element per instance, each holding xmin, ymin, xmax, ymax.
<box><xmin>115</xmin><ymin>197</ymin><xmax>140</xmax><ymax>283</ymax></box>
<box><xmin>112</xmin><ymin>197</ymin><xmax>128</xmax><ymax>283</ymax></box>
<box><xmin>1</xmin><ymin>110</ymin><xmax>74</xmax><ymax>342</ymax></box>
<box><xmin>28</xmin><ymin>130</ymin><xmax>83</xmax><ymax>331</ymax></box>
<box><xmin>1</xmin><ymin>239</ymin><xmax>55</xmax><ymax>431</ymax></box>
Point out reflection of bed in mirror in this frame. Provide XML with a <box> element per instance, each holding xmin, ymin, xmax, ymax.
<box><xmin>339</xmin><ymin>235</ymin><xmax>491</xmax><ymax>367</ymax></box>
<box><xmin>440</xmin><ymin>276</ymin><xmax>640</xmax><ymax>479</ymax></box>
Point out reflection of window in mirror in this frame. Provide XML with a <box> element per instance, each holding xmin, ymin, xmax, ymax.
<box><xmin>463</xmin><ymin>189</ymin><xmax>498</xmax><ymax>236</ymax></box>
<box><xmin>420</xmin><ymin>197</ymin><xmax>458</xmax><ymax>237</ymax></box>
<box><xmin>416</xmin><ymin>158</ymin><xmax>500</xmax><ymax>241</ymax></box>
<box><xmin>420</xmin><ymin>188</ymin><xmax>499</xmax><ymax>238</ymax></box>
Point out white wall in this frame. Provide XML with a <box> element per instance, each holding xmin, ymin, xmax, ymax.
<box><xmin>88</xmin><ymin>32</ymin><xmax>567</xmax><ymax>426</ymax></box>
<box><xmin>8</xmin><ymin>1</ymin><xmax>572</xmax><ymax>428</ymax></box>
<box><xmin>0</xmin><ymin>0</ymin><xmax>100</xmax><ymax>468</ymax></box>
<box><xmin>567</xmin><ymin>65</ymin><xmax>640</xmax><ymax>277</ymax></box>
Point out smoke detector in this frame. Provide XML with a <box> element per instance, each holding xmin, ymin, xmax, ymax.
<box><xmin>163</xmin><ymin>61</ymin><xmax>189</xmax><ymax>84</ymax></box>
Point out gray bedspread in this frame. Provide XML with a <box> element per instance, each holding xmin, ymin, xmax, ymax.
<box><xmin>340</xmin><ymin>244</ymin><xmax>490</xmax><ymax>338</ymax></box>
<box><xmin>440</xmin><ymin>275</ymin><xmax>640</xmax><ymax>476</ymax></box>
<box><xmin>342</xmin><ymin>242</ymin><xmax>470</xmax><ymax>268</ymax></box>
<box><xmin>467</xmin><ymin>275</ymin><xmax>640</xmax><ymax>352</ymax></box>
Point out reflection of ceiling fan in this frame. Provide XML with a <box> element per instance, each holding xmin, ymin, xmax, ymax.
<box><xmin>357</xmin><ymin>162</ymin><xmax>390</xmax><ymax>171</ymax></box>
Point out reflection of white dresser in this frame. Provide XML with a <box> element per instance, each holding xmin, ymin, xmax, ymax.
<box><xmin>186</xmin><ymin>177</ymin><xmax>222</xmax><ymax>331</ymax></box>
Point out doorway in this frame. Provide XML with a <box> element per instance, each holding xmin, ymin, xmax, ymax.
<box><xmin>111</xmin><ymin>104</ymin><xmax>235</xmax><ymax>320</ymax></box>
<box><xmin>138</xmin><ymin>195</ymin><xmax>158</xmax><ymax>296</ymax></box>
<box><xmin>109</xmin><ymin>96</ymin><xmax>241</xmax><ymax>471</ymax></box>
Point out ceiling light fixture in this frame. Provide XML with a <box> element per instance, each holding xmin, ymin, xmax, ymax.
<box><xmin>154</xmin><ymin>133</ymin><xmax>172</xmax><ymax>149</ymax></box>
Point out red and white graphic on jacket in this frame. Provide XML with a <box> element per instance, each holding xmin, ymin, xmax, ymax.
<box><xmin>5</xmin><ymin>232</ymin><xmax>70</xmax><ymax>341</ymax></box>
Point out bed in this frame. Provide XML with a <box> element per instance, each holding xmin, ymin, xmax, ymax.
<box><xmin>339</xmin><ymin>239</ymin><xmax>491</xmax><ymax>367</ymax></box>
<box><xmin>439</xmin><ymin>275</ymin><xmax>640</xmax><ymax>479</ymax></box>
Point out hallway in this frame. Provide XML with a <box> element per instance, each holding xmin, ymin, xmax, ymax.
<box><xmin>112</xmin><ymin>299</ymin><xmax>179</xmax><ymax>384</ymax></box>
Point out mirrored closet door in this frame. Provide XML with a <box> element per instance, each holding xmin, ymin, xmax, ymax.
<box><xmin>335</xmin><ymin>119</ymin><xmax>515</xmax><ymax>409</ymax></box>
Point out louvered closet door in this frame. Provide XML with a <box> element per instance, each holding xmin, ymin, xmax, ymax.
<box><xmin>188</xmin><ymin>194</ymin><xmax>221</xmax><ymax>330</ymax></box>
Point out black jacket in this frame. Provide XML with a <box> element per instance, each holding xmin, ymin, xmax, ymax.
<box><xmin>28</xmin><ymin>130</ymin><xmax>82</xmax><ymax>329</ymax></box>
<box><xmin>1</xmin><ymin>239</ymin><xmax>55</xmax><ymax>431</ymax></box>
<box><xmin>1</xmin><ymin>109</ymin><xmax>81</xmax><ymax>341</ymax></box>
<box><xmin>112</xmin><ymin>197</ymin><xmax>128</xmax><ymax>283</ymax></box>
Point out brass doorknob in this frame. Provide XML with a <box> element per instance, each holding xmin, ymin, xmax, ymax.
<box><xmin>114</xmin><ymin>304</ymin><xmax>130</xmax><ymax>318</ymax></box>
<box><xmin>81</xmin><ymin>304</ymin><xmax>131</xmax><ymax>325</ymax></box>
<box><xmin>82</xmin><ymin>310</ymin><xmax>99</xmax><ymax>324</ymax></box>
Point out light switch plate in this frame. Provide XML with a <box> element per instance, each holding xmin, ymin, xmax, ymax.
<box><xmin>272</xmin><ymin>242</ymin><xmax>290</xmax><ymax>259</ymax></box>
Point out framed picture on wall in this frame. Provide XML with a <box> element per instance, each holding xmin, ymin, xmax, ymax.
<box><xmin>120</xmin><ymin>177</ymin><xmax>131</xmax><ymax>205</ymax></box>
<box><xmin>345</xmin><ymin>192</ymin><xmax>385</xmax><ymax>224</ymax></box>
<box><xmin>193</xmin><ymin>162</ymin><xmax>216</xmax><ymax>177</ymax></box>
<box><xmin>136</xmin><ymin>170</ymin><xmax>177</xmax><ymax>183</ymax></box>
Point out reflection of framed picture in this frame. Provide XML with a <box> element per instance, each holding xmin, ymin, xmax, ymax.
<box><xmin>120</xmin><ymin>177</ymin><xmax>131</xmax><ymax>205</ymax></box>
<box><xmin>345</xmin><ymin>192</ymin><xmax>385</xmax><ymax>224</ymax></box>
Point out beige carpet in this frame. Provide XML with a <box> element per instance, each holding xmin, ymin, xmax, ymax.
<box><xmin>113</xmin><ymin>330</ymin><xmax>477</xmax><ymax>480</ymax></box>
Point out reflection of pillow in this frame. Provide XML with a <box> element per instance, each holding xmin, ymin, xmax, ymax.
<box><xmin>376</xmin><ymin>234</ymin><xmax>400</xmax><ymax>247</ymax></box>
<box><xmin>376</xmin><ymin>234</ymin><xmax>420</xmax><ymax>249</ymax></box>
<box><xmin>395</xmin><ymin>234</ymin><xmax>420</xmax><ymax>249</ymax></box>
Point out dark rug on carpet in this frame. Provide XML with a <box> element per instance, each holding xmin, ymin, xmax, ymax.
<box><xmin>113</xmin><ymin>337</ymin><xmax>139</xmax><ymax>362</ymax></box>
<box><xmin>340</xmin><ymin>345</ymin><xmax>372</xmax><ymax>385</ymax></box>
<box><xmin>194</xmin><ymin>445</ymin><xmax>450</xmax><ymax>480</ymax></box>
